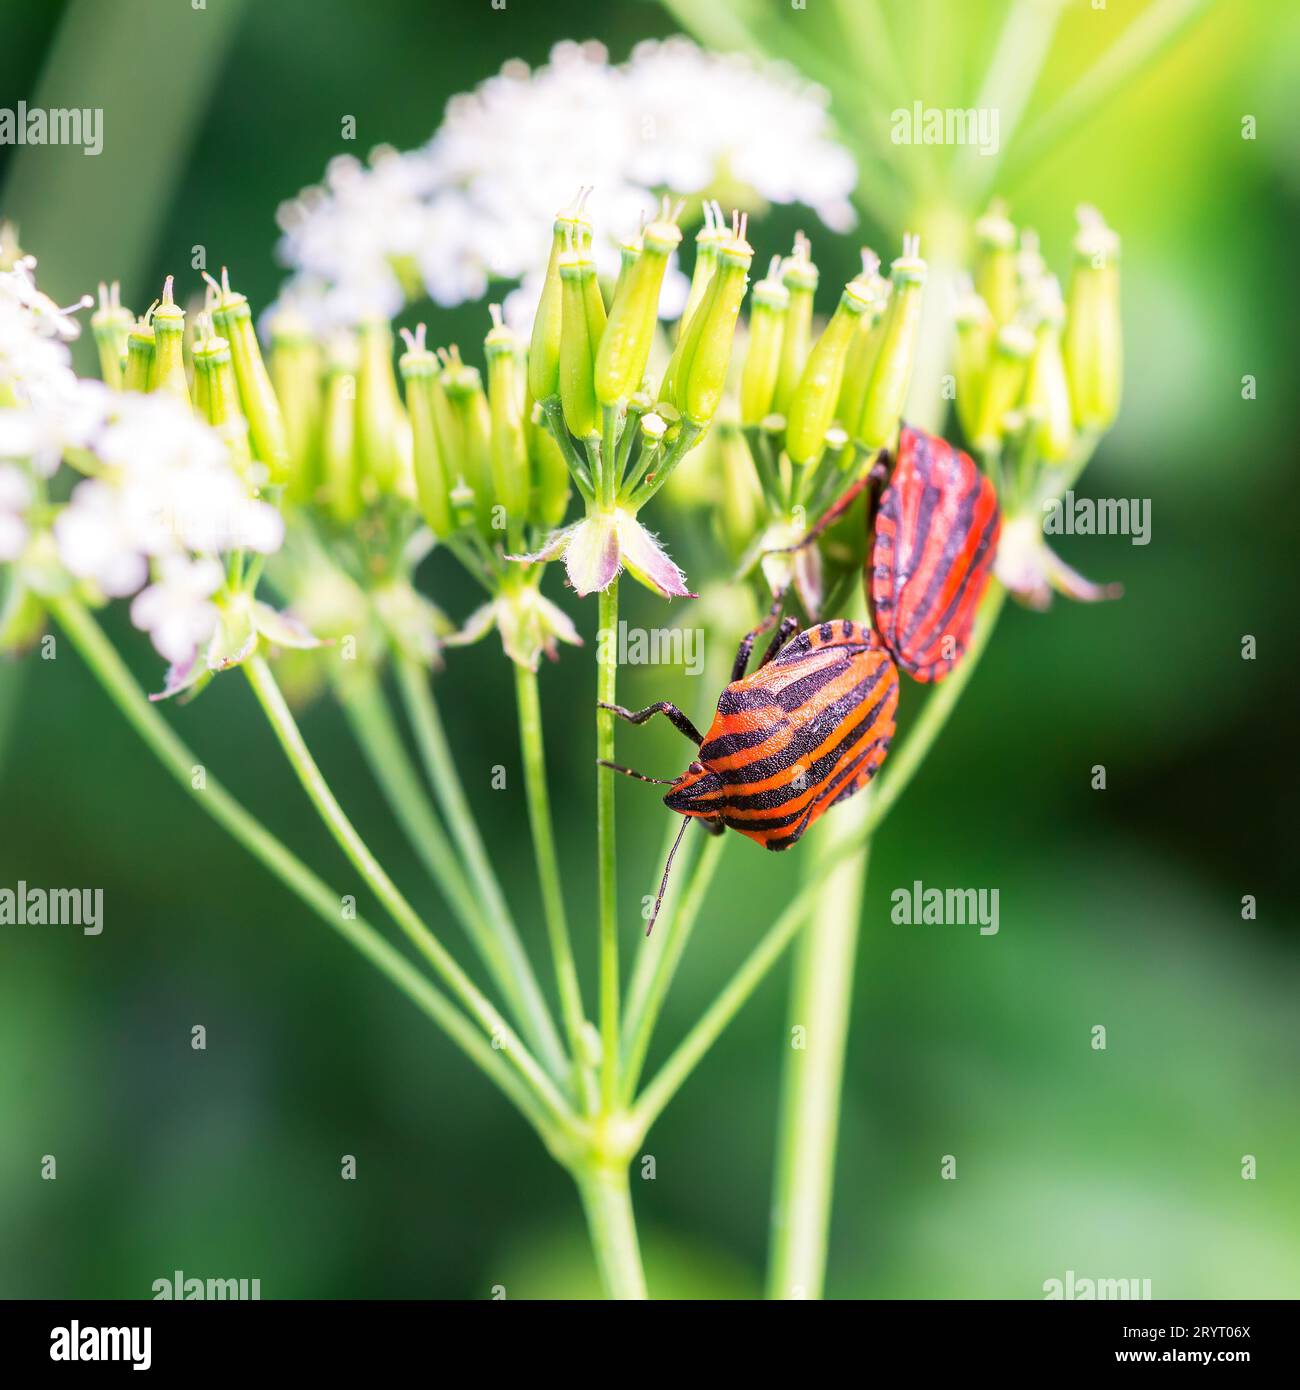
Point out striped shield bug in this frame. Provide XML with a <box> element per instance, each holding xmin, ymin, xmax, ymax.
<box><xmin>870</xmin><ymin>424</ymin><xmax>1000</xmax><ymax>681</ymax></box>
<box><xmin>602</xmin><ymin>608</ymin><xmax>899</xmax><ymax>933</ymax></box>
<box><xmin>782</xmin><ymin>424</ymin><xmax>1001</xmax><ymax>682</ymax></box>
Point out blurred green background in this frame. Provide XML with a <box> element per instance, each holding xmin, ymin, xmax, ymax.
<box><xmin>1</xmin><ymin>0</ymin><xmax>1296</xmax><ymax>1299</ymax></box>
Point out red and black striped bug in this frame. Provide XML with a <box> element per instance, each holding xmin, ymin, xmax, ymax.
<box><xmin>793</xmin><ymin>424</ymin><xmax>1001</xmax><ymax>682</ymax></box>
<box><xmin>601</xmin><ymin>607</ymin><xmax>899</xmax><ymax>932</ymax></box>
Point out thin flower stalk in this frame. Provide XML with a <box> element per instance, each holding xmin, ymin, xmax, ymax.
<box><xmin>334</xmin><ymin>665</ymin><xmax>508</xmax><ymax>978</ymax></box>
<box><xmin>47</xmin><ymin>595</ymin><xmax>565</xmax><ymax>1146</ymax></box>
<box><xmin>242</xmin><ymin>652</ymin><xmax>572</xmax><ymax>1124</ymax></box>
<box><xmin>595</xmin><ymin>581</ymin><xmax>622</xmax><ymax>1109</ymax></box>
<box><xmin>393</xmin><ymin>650</ymin><xmax>570</xmax><ymax>1086</ymax></box>
<box><xmin>514</xmin><ymin>660</ymin><xmax>597</xmax><ymax>1111</ymax></box>
<box><xmin>620</xmin><ymin>830</ymin><xmax>727</xmax><ymax>1103</ymax></box>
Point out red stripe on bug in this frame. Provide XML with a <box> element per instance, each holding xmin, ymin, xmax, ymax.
<box><xmin>870</xmin><ymin>424</ymin><xmax>1000</xmax><ymax>682</ymax></box>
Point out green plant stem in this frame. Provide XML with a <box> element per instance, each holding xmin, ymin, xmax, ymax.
<box><xmin>335</xmin><ymin>666</ymin><xmax>503</xmax><ymax>974</ymax></box>
<box><xmin>514</xmin><ymin>661</ymin><xmax>596</xmax><ymax>1112</ymax></box>
<box><xmin>601</xmin><ymin>404</ymin><xmax>620</xmax><ymax>504</ymax></box>
<box><xmin>620</xmin><ymin>830</ymin><xmax>726</xmax><ymax>1103</ymax></box>
<box><xmin>629</xmin><ymin>584</ymin><xmax>1007</xmax><ymax>1139</ymax></box>
<box><xmin>622</xmin><ymin>812</ymin><xmax>702</xmax><ymax>1032</ymax></box>
<box><xmin>596</xmin><ymin>580</ymin><xmax>621</xmax><ymax>1110</ymax></box>
<box><xmin>765</xmin><ymin>582</ymin><xmax>1010</xmax><ymax>1298</ymax></box>
<box><xmin>48</xmin><ymin>595</ymin><xmax>560</xmax><ymax>1143</ymax></box>
<box><xmin>574</xmin><ymin>1162</ymin><xmax>647</xmax><ymax>1300</ymax></box>
<box><xmin>393</xmin><ymin>651</ymin><xmax>569</xmax><ymax>1086</ymax></box>
<box><xmin>242</xmin><ymin>653</ymin><xmax>571</xmax><ymax>1128</ymax></box>
<box><xmin>767</xmin><ymin>837</ymin><xmax>870</xmax><ymax>1301</ymax></box>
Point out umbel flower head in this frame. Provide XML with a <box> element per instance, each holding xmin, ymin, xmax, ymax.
<box><xmin>504</xmin><ymin>189</ymin><xmax>761</xmax><ymax>604</ymax></box>
<box><xmin>0</xmin><ymin>249</ymin><xmax>318</xmax><ymax>689</ymax></box>
<box><xmin>944</xmin><ymin>202</ymin><xmax>1124</xmax><ymax>609</ymax></box>
<box><xmin>717</xmin><ymin>230</ymin><xmax>926</xmax><ymax>616</ymax></box>
<box><xmin>268</xmin><ymin>37</ymin><xmax>857</xmax><ymax>334</ymax></box>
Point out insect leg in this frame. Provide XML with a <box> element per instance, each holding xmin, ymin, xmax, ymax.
<box><xmin>766</xmin><ymin>455</ymin><xmax>890</xmax><ymax>557</ymax></box>
<box><xmin>598</xmin><ymin>700</ymin><xmax>705</xmax><ymax>746</ymax></box>
<box><xmin>730</xmin><ymin>592</ymin><xmax>786</xmax><ymax>682</ymax></box>
<box><xmin>597</xmin><ymin>760</ymin><xmax>678</xmax><ymax>785</ymax></box>
<box><xmin>757</xmin><ymin>615</ymin><xmax>800</xmax><ymax>669</ymax></box>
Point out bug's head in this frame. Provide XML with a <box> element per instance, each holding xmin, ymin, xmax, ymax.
<box><xmin>664</xmin><ymin>759</ymin><xmax>723</xmax><ymax>818</ymax></box>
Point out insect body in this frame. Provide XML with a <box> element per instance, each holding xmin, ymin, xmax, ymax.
<box><xmin>781</xmin><ymin>424</ymin><xmax>1001</xmax><ymax>683</ymax></box>
<box><xmin>603</xmin><ymin>615</ymin><xmax>898</xmax><ymax>858</ymax></box>
<box><xmin>870</xmin><ymin>425</ymin><xmax>1000</xmax><ymax>682</ymax></box>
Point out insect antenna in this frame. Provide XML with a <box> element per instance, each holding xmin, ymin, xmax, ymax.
<box><xmin>597</xmin><ymin>759</ymin><xmax>677</xmax><ymax>785</ymax></box>
<box><xmin>646</xmin><ymin>815</ymin><xmax>691</xmax><ymax>937</ymax></box>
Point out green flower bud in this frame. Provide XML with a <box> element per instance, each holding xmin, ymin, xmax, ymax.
<box><xmin>0</xmin><ymin>220</ymin><xmax>22</xmax><ymax>273</ymax></box>
<box><xmin>449</xmin><ymin>474</ymin><xmax>478</xmax><ymax>532</ymax></box>
<box><xmin>953</xmin><ymin>277</ymin><xmax>993</xmax><ymax>448</ymax></box>
<box><xmin>440</xmin><ymin>346</ymin><xmax>495</xmax><ymax>539</ymax></box>
<box><xmin>484</xmin><ymin>305</ymin><xmax>530</xmax><ymax>545</ymax></box>
<box><xmin>973</xmin><ymin>200</ymin><xmax>1018</xmax><ymax>326</ymax></box>
<box><xmin>123</xmin><ymin>316</ymin><xmax>156</xmax><ymax>393</ymax></box>
<box><xmin>1063</xmin><ymin>205</ymin><xmax>1122</xmax><ymax>432</ymax></box>
<box><xmin>150</xmin><ymin>277</ymin><xmax>191</xmax><ymax>408</ymax></box>
<box><xmin>558</xmin><ymin>242</ymin><xmax>604</xmax><ymax>440</ymax></box>
<box><xmin>673</xmin><ymin>212</ymin><xmax>753</xmax><ymax>428</ymax></box>
<box><xmin>715</xmin><ymin>419</ymin><xmax>764</xmax><ymax>560</ymax></box>
<box><xmin>771</xmin><ymin>232</ymin><xmax>819</xmax><ymax>415</ymax></box>
<box><xmin>322</xmin><ymin>336</ymin><xmax>361</xmax><ymax>525</ymax></box>
<box><xmin>676</xmin><ymin>199</ymin><xmax>727</xmax><ymax>342</ymax></box>
<box><xmin>192</xmin><ymin>318</ymin><xmax>253</xmax><ymax>471</ymax></box>
<box><xmin>610</xmin><ymin>231</ymin><xmax>641</xmax><ymax>313</ymax></box>
<box><xmin>1016</xmin><ymin>228</ymin><xmax>1048</xmax><ymax>309</ymax></box>
<box><xmin>355</xmin><ymin>316</ymin><xmax>409</xmax><ymax>496</ymax></box>
<box><xmin>1023</xmin><ymin>277</ymin><xmax>1074</xmax><ymax>463</ymax></box>
<box><xmin>834</xmin><ymin>256</ymin><xmax>889</xmax><ymax>441</ymax></box>
<box><xmin>91</xmin><ymin>281</ymin><xmax>134</xmax><ymax>391</ymax></box>
<box><xmin>857</xmin><ymin>235</ymin><xmax>927</xmax><ymax>450</ymax></box>
<box><xmin>739</xmin><ymin>256</ymin><xmax>789</xmax><ymax>426</ymax></box>
<box><xmin>207</xmin><ymin>268</ymin><xmax>291</xmax><ymax>484</ymax></box>
<box><xmin>594</xmin><ymin>196</ymin><xmax>683</xmax><ymax>406</ymax></box>
<box><xmin>269</xmin><ymin>308</ymin><xmax>323</xmax><ymax>507</ymax></box>
<box><xmin>528</xmin><ymin>189</ymin><xmax>593</xmax><ymax>403</ymax></box>
<box><xmin>972</xmin><ymin>321</ymin><xmax>1035</xmax><ymax>454</ymax></box>
<box><xmin>525</xmin><ymin>394</ymin><xmax>571</xmax><ymax>531</ymax></box>
<box><xmin>786</xmin><ymin>260</ymin><xmax>878</xmax><ymax>466</ymax></box>
<box><xmin>399</xmin><ymin>324</ymin><xmax>453</xmax><ymax>539</ymax></box>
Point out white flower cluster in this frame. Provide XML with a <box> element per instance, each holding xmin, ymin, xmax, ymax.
<box><xmin>0</xmin><ymin>255</ymin><xmax>97</xmax><ymax>486</ymax></box>
<box><xmin>54</xmin><ymin>392</ymin><xmax>283</xmax><ymax>598</ymax></box>
<box><xmin>0</xmin><ymin>254</ymin><xmax>284</xmax><ymax>667</ymax></box>
<box><xmin>271</xmin><ymin>37</ymin><xmax>857</xmax><ymax>334</ymax></box>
